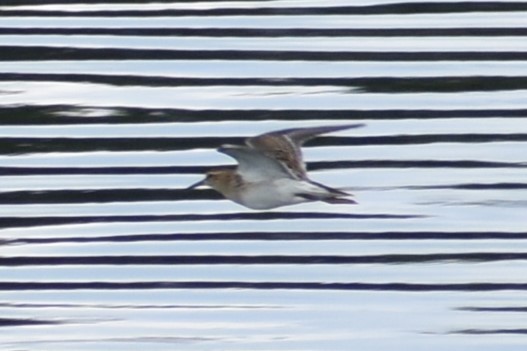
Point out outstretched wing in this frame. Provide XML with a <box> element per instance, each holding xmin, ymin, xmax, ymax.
<box><xmin>217</xmin><ymin>144</ymin><xmax>296</xmax><ymax>183</ymax></box>
<box><xmin>246</xmin><ymin>123</ymin><xmax>365</xmax><ymax>180</ymax></box>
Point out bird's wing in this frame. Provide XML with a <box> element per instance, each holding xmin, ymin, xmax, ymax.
<box><xmin>246</xmin><ymin>132</ymin><xmax>306</xmax><ymax>179</ymax></box>
<box><xmin>217</xmin><ymin>144</ymin><xmax>295</xmax><ymax>183</ymax></box>
<box><xmin>246</xmin><ymin>123</ymin><xmax>365</xmax><ymax>180</ymax></box>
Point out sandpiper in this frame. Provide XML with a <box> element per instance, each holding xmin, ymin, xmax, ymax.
<box><xmin>187</xmin><ymin>124</ymin><xmax>364</xmax><ymax>209</ymax></box>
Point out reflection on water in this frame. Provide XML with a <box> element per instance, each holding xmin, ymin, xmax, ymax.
<box><xmin>1</xmin><ymin>1</ymin><xmax>527</xmax><ymax>350</ymax></box>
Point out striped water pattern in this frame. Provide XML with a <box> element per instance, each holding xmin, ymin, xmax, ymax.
<box><xmin>1</xmin><ymin>1</ymin><xmax>527</xmax><ymax>350</ymax></box>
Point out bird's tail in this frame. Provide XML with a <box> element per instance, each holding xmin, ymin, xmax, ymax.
<box><xmin>299</xmin><ymin>180</ymin><xmax>358</xmax><ymax>205</ymax></box>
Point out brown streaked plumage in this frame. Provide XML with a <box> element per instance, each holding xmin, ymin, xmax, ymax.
<box><xmin>246</xmin><ymin>124</ymin><xmax>364</xmax><ymax>180</ymax></box>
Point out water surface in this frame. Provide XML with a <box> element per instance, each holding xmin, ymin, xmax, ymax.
<box><xmin>1</xmin><ymin>1</ymin><xmax>527</xmax><ymax>350</ymax></box>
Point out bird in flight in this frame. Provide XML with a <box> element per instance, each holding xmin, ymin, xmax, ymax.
<box><xmin>187</xmin><ymin>124</ymin><xmax>364</xmax><ymax>209</ymax></box>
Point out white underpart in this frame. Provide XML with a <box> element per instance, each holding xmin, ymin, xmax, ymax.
<box><xmin>236</xmin><ymin>178</ymin><xmax>330</xmax><ymax>210</ymax></box>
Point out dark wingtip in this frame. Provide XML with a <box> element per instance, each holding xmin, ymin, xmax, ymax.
<box><xmin>339</xmin><ymin>123</ymin><xmax>366</xmax><ymax>130</ymax></box>
<box><xmin>308</xmin><ymin>180</ymin><xmax>352</xmax><ymax>197</ymax></box>
<box><xmin>323</xmin><ymin>197</ymin><xmax>358</xmax><ymax>205</ymax></box>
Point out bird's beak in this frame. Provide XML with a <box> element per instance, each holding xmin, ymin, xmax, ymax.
<box><xmin>187</xmin><ymin>178</ymin><xmax>206</xmax><ymax>190</ymax></box>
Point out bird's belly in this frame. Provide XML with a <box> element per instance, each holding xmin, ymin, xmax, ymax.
<box><xmin>237</xmin><ymin>180</ymin><xmax>309</xmax><ymax>210</ymax></box>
